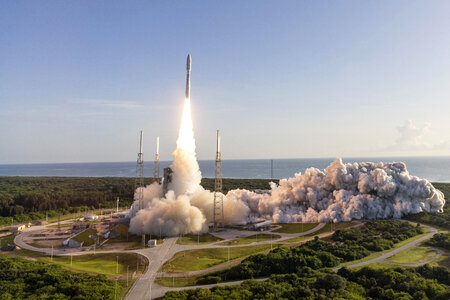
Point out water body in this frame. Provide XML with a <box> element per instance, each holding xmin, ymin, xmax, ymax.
<box><xmin>1</xmin><ymin>157</ymin><xmax>450</xmax><ymax>182</ymax></box>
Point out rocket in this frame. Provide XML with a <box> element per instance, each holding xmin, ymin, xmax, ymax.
<box><xmin>185</xmin><ymin>54</ymin><xmax>191</xmax><ymax>99</ymax></box>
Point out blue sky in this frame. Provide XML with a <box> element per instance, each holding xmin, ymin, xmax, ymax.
<box><xmin>1</xmin><ymin>1</ymin><xmax>450</xmax><ymax>163</ymax></box>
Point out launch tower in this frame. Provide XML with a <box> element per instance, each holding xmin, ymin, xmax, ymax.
<box><xmin>154</xmin><ymin>136</ymin><xmax>160</xmax><ymax>182</ymax></box>
<box><xmin>135</xmin><ymin>130</ymin><xmax>144</xmax><ymax>210</ymax></box>
<box><xmin>213</xmin><ymin>130</ymin><xmax>224</xmax><ymax>231</ymax></box>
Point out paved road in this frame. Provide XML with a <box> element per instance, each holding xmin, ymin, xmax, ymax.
<box><xmin>126</xmin><ymin>237</ymin><xmax>178</xmax><ymax>300</ymax></box>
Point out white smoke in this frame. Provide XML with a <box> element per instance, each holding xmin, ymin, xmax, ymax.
<box><xmin>128</xmin><ymin>100</ymin><xmax>445</xmax><ymax>237</ymax></box>
<box><xmin>237</xmin><ymin>158</ymin><xmax>445</xmax><ymax>223</ymax></box>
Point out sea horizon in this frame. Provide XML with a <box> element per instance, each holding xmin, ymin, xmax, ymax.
<box><xmin>1</xmin><ymin>156</ymin><xmax>450</xmax><ymax>182</ymax></box>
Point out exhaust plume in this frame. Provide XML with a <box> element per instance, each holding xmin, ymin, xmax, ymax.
<box><xmin>129</xmin><ymin>99</ymin><xmax>445</xmax><ymax>237</ymax></box>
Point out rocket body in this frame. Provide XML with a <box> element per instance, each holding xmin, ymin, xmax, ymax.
<box><xmin>185</xmin><ymin>54</ymin><xmax>191</xmax><ymax>99</ymax></box>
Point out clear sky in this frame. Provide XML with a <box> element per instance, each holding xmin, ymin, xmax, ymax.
<box><xmin>1</xmin><ymin>1</ymin><xmax>450</xmax><ymax>164</ymax></box>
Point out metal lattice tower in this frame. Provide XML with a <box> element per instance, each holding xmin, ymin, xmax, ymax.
<box><xmin>153</xmin><ymin>136</ymin><xmax>160</xmax><ymax>182</ymax></box>
<box><xmin>213</xmin><ymin>130</ymin><xmax>224</xmax><ymax>231</ymax></box>
<box><xmin>135</xmin><ymin>131</ymin><xmax>146</xmax><ymax>248</ymax></box>
<box><xmin>135</xmin><ymin>131</ymin><xmax>144</xmax><ymax>210</ymax></box>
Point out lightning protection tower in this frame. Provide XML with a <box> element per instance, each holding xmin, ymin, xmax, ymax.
<box><xmin>135</xmin><ymin>131</ymin><xmax>145</xmax><ymax>248</ymax></box>
<box><xmin>135</xmin><ymin>131</ymin><xmax>144</xmax><ymax>210</ymax></box>
<box><xmin>153</xmin><ymin>136</ymin><xmax>160</xmax><ymax>182</ymax></box>
<box><xmin>213</xmin><ymin>130</ymin><xmax>224</xmax><ymax>231</ymax></box>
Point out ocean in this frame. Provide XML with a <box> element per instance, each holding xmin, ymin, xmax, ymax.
<box><xmin>1</xmin><ymin>157</ymin><xmax>450</xmax><ymax>182</ymax></box>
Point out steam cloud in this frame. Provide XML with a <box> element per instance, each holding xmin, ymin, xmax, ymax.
<box><xmin>128</xmin><ymin>101</ymin><xmax>445</xmax><ymax>237</ymax></box>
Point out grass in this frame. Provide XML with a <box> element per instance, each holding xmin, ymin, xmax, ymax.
<box><xmin>71</xmin><ymin>228</ymin><xmax>99</xmax><ymax>246</ymax></box>
<box><xmin>338</xmin><ymin>252</ymin><xmax>382</xmax><ymax>267</ymax></box>
<box><xmin>177</xmin><ymin>233</ymin><xmax>223</xmax><ymax>245</ymax></box>
<box><xmin>386</xmin><ymin>247</ymin><xmax>438</xmax><ymax>264</ymax></box>
<box><xmin>429</xmin><ymin>254</ymin><xmax>450</xmax><ymax>270</ymax></box>
<box><xmin>155</xmin><ymin>276</ymin><xmax>198</xmax><ymax>287</ymax></box>
<box><xmin>280</xmin><ymin>222</ymin><xmax>359</xmax><ymax>244</ymax></box>
<box><xmin>218</xmin><ymin>234</ymin><xmax>281</xmax><ymax>246</ymax></box>
<box><xmin>273</xmin><ymin>223</ymin><xmax>318</xmax><ymax>234</ymax></box>
<box><xmin>28</xmin><ymin>240</ymin><xmax>63</xmax><ymax>249</ymax></box>
<box><xmin>163</xmin><ymin>244</ymin><xmax>279</xmax><ymax>273</ymax></box>
<box><xmin>41</xmin><ymin>252</ymin><xmax>146</xmax><ymax>277</ymax></box>
<box><xmin>47</xmin><ymin>222</ymin><xmax>74</xmax><ymax>228</ymax></box>
<box><xmin>382</xmin><ymin>227</ymin><xmax>430</xmax><ymax>253</ymax></box>
<box><xmin>354</xmin><ymin>262</ymin><xmax>406</xmax><ymax>270</ymax></box>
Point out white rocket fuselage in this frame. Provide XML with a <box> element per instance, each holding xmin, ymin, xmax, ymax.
<box><xmin>185</xmin><ymin>54</ymin><xmax>191</xmax><ymax>99</ymax></box>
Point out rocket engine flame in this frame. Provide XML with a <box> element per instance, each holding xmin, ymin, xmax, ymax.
<box><xmin>176</xmin><ymin>98</ymin><xmax>196</xmax><ymax>152</ymax></box>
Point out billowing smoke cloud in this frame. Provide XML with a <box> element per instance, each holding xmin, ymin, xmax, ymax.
<box><xmin>236</xmin><ymin>158</ymin><xmax>445</xmax><ymax>223</ymax></box>
<box><xmin>128</xmin><ymin>100</ymin><xmax>445</xmax><ymax>237</ymax></box>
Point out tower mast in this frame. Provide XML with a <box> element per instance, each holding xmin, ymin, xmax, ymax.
<box><xmin>153</xmin><ymin>136</ymin><xmax>160</xmax><ymax>182</ymax></box>
<box><xmin>135</xmin><ymin>130</ymin><xmax>144</xmax><ymax>210</ymax></box>
<box><xmin>213</xmin><ymin>130</ymin><xmax>224</xmax><ymax>231</ymax></box>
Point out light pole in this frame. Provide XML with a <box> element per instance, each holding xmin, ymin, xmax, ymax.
<box><xmin>127</xmin><ymin>265</ymin><xmax>129</xmax><ymax>287</ymax></box>
<box><xmin>116</xmin><ymin>256</ymin><xmax>119</xmax><ymax>274</ymax></box>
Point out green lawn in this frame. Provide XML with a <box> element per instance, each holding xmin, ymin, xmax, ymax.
<box><xmin>177</xmin><ymin>233</ymin><xmax>223</xmax><ymax>245</ymax></box>
<box><xmin>429</xmin><ymin>254</ymin><xmax>450</xmax><ymax>270</ymax></box>
<box><xmin>386</xmin><ymin>247</ymin><xmax>437</xmax><ymax>264</ymax></box>
<box><xmin>41</xmin><ymin>252</ymin><xmax>146</xmax><ymax>276</ymax></box>
<box><xmin>155</xmin><ymin>276</ymin><xmax>198</xmax><ymax>287</ymax></box>
<box><xmin>338</xmin><ymin>252</ymin><xmax>382</xmax><ymax>267</ymax></box>
<box><xmin>218</xmin><ymin>234</ymin><xmax>281</xmax><ymax>246</ymax></box>
<box><xmin>280</xmin><ymin>222</ymin><xmax>359</xmax><ymax>245</ymax></box>
<box><xmin>71</xmin><ymin>228</ymin><xmax>100</xmax><ymax>246</ymax></box>
<box><xmin>354</xmin><ymin>262</ymin><xmax>405</xmax><ymax>270</ymax></box>
<box><xmin>273</xmin><ymin>223</ymin><xmax>318</xmax><ymax>234</ymax></box>
<box><xmin>47</xmin><ymin>222</ymin><xmax>74</xmax><ymax>228</ymax></box>
<box><xmin>382</xmin><ymin>227</ymin><xmax>430</xmax><ymax>253</ymax></box>
<box><xmin>163</xmin><ymin>244</ymin><xmax>279</xmax><ymax>273</ymax></box>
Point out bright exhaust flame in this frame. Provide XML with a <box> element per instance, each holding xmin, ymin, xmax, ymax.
<box><xmin>176</xmin><ymin>98</ymin><xmax>195</xmax><ymax>152</ymax></box>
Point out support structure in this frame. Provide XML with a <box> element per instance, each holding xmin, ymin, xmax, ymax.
<box><xmin>213</xmin><ymin>130</ymin><xmax>224</xmax><ymax>231</ymax></box>
<box><xmin>135</xmin><ymin>131</ymin><xmax>145</xmax><ymax>247</ymax></box>
<box><xmin>153</xmin><ymin>136</ymin><xmax>160</xmax><ymax>182</ymax></box>
<box><xmin>135</xmin><ymin>131</ymin><xmax>144</xmax><ymax>211</ymax></box>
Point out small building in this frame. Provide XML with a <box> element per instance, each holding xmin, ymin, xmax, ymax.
<box><xmin>147</xmin><ymin>239</ymin><xmax>157</xmax><ymax>247</ymax></box>
<box><xmin>9</xmin><ymin>225</ymin><xmax>26</xmax><ymax>233</ymax></box>
<box><xmin>253</xmin><ymin>220</ymin><xmax>273</xmax><ymax>231</ymax></box>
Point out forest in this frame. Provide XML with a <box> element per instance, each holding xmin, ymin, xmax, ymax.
<box><xmin>0</xmin><ymin>176</ymin><xmax>273</xmax><ymax>226</ymax></box>
<box><xmin>0</xmin><ymin>255</ymin><xmax>118</xmax><ymax>299</ymax></box>
<box><xmin>164</xmin><ymin>266</ymin><xmax>450</xmax><ymax>300</ymax></box>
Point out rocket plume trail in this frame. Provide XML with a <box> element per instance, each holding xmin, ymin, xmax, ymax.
<box><xmin>176</xmin><ymin>98</ymin><xmax>196</xmax><ymax>152</ymax></box>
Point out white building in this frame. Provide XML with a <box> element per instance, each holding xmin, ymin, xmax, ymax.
<box><xmin>147</xmin><ymin>239</ymin><xmax>157</xmax><ymax>247</ymax></box>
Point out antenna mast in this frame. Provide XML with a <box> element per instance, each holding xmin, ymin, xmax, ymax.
<box><xmin>135</xmin><ymin>131</ymin><xmax>144</xmax><ymax>210</ymax></box>
<box><xmin>213</xmin><ymin>130</ymin><xmax>224</xmax><ymax>231</ymax></box>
